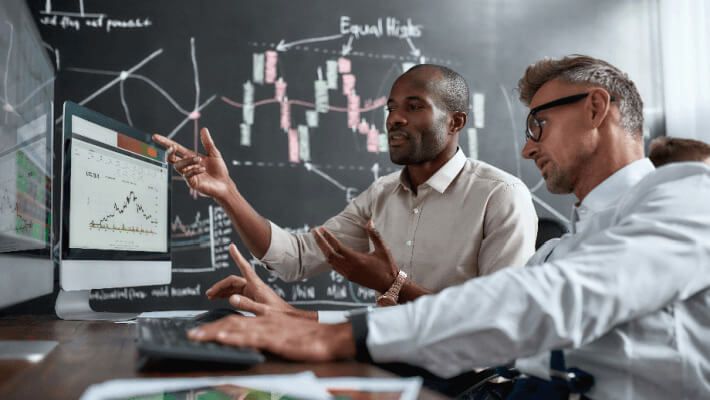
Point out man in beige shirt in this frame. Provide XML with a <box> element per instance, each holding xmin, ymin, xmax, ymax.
<box><xmin>153</xmin><ymin>64</ymin><xmax>537</xmax><ymax>318</ymax></box>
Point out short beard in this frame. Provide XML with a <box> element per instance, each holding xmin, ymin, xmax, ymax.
<box><xmin>389</xmin><ymin>122</ymin><xmax>448</xmax><ymax>165</ymax></box>
<box><xmin>544</xmin><ymin>164</ymin><xmax>574</xmax><ymax>194</ymax></box>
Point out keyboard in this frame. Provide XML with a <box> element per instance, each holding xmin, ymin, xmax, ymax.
<box><xmin>136</xmin><ymin>314</ymin><xmax>265</xmax><ymax>370</ymax></box>
<box><xmin>193</xmin><ymin>307</ymin><xmax>243</xmax><ymax>324</ymax></box>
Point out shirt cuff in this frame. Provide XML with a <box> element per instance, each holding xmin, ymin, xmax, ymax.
<box><xmin>259</xmin><ymin>221</ymin><xmax>297</xmax><ymax>273</ymax></box>
<box><xmin>318</xmin><ymin>310</ymin><xmax>349</xmax><ymax>324</ymax></box>
<box><xmin>365</xmin><ymin>305</ymin><xmax>418</xmax><ymax>363</ymax></box>
<box><xmin>259</xmin><ymin>221</ymin><xmax>288</xmax><ymax>266</ymax></box>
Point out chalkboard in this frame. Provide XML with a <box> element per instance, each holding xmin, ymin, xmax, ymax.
<box><xmin>29</xmin><ymin>0</ymin><xmax>664</xmax><ymax>312</ymax></box>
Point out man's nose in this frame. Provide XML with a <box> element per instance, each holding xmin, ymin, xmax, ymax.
<box><xmin>521</xmin><ymin>138</ymin><xmax>538</xmax><ymax>160</ymax></box>
<box><xmin>386</xmin><ymin>110</ymin><xmax>407</xmax><ymax>132</ymax></box>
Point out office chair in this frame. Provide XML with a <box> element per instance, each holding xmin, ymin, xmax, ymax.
<box><xmin>535</xmin><ymin>217</ymin><xmax>569</xmax><ymax>250</ymax></box>
<box><xmin>455</xmin><ymin>217</ymin><xmax>570</xmax><ymax>399</ymax></box>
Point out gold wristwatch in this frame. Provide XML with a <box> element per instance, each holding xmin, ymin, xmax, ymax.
<box><xmin>376</xmin><ymin>270</ymin><xmax>408</xmax><ymax>306</ymax></box>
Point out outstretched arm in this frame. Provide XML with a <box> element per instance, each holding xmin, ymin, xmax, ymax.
<box><xmin>153</xmin><ymin>128</ymin><xmax>271</xmax><ymax>258</ymax></box>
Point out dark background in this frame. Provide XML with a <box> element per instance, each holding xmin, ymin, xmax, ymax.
<box><xmin>23</xmin><ymin>0</ymin><xmax>663</xmax><ymax>312</ymax></box>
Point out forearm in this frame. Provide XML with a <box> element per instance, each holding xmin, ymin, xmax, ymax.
<box><xmin>287</xmin><ymin>308</ymin><xmax>318</xmax><ymax>321</ymax></box>
<box><xmin>215</xmin><ymin>183</ymin><xmax>272</xmax><ymax>258</ymax></box>
<box><xmin>398</xmin><ymin>279</ymin><xmax>432</xmax><ymax>303</ymax></box>
<box><xmin>367</xmin><ymin>227</ymin><xmax>710</xmax><ymax>377</ymax></box>
<box><xmin>327</xmin><ymin>322</ymin><xmax>357</xmax><ymax>359</ymax></box>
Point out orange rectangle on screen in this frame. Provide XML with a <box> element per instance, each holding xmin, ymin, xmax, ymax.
<box><xmin>117</xmin><ymin>132</ymin><xmax>159</xmax><ymax>160</ymax></box>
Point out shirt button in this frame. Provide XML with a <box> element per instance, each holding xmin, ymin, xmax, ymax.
<box><xmin>413</xmin><ymin>208</ymin><xmax>419</xmax><ymax>214</ymax></box>
<box><xmin>406</xmin><ymin>240</ymin><xmax>413</xmax><ymax>246</ymax></box>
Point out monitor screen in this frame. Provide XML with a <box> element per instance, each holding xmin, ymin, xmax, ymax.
<box><xmin>0</xmin><ymin>114</ymin><xmax>52</xmax><ymax>254</ymax></box>
<box><xmin>61</xmin><ymin>102</ymin><xmax>170</xmax><ymax>261</ymax></box>
<box><xmin>0</xmin><ymin>0</ymin><xmax>55</xmax><ymax>309</ymax></box>
<box><xmin>68</xmin><ymin>122</ymin><xmax>168</xmax><ymax>253</ymax></box>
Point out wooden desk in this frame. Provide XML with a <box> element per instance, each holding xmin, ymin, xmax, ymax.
<box><xmin>0</xmin><ymin>315</ymin><xmax>449</xmax><ymax>399</ymax></box>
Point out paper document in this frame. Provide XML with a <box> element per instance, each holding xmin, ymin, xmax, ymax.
<box><xmin>80</xmin><ymin>372</ymin><xmax>330</xmax><ymax>400</ymax></box>
<box><xmin>79</xmin><ymin>373</ymin><xmax>422</xmax><ymax>400</ymax></box>
<box><xmin>137</xmin><ymin>310</ymin><xmax>208</xmax><ymax>319</ymax></box>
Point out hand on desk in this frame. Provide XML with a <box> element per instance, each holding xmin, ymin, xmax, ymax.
<box><xmin>313</xmin><ymin>221</ymin><xmax>399</xmax><ymax>294</ymax></box>
<box><xmin>206</xmin><ymin>244</ymin><xmax>317</xmax><ymax>320</ymax></box>
<box><xmin>188</xmin><ymin>313</ymin><xmax>356</xmax><ymax>362</ymax></box>
<box><xmin>152</xmin><ymin>128</ymin><xmax>234</xmax><ymax>201</ymax></box>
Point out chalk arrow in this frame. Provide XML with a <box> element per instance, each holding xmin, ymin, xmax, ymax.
<box><xmin>341</xmin><ymin>35</ymin><xmax>354</xmax><ymax>56</ymax></box>
<box><xmin>405</xmin><ymin>37</ymin><xmax>421</xmax><ymax>57</ymax></box>
<box><xmin>275</xmin><ymin>40</ymin><xmax>288</xmax><ymax>51</ymax></box>
<box><xmin>276</xmin><ymin>34</ymin><xmax>344</xmax><ymax>52</ymax></box>
<box><xmin>304</xmin><ymin>162</ymin><xmax>348</xmax><ymax>192</ymax></box>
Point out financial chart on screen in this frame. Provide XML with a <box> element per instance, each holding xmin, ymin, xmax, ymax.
<box><xmin>0</xmin><ymin>116</ymin><xmax>51</xmax><ymax>253</ymax></box>
<box><xmin>68</xmin><ymin>133</ymin><xmax>168</xmax><ymax>252</ymax></box>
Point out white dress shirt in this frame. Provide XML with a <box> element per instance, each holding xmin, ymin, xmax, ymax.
<box><xmin>365</xmin><ymin>160</ymin><xmax>710</xmax><ymax>399</ymax></box>
<box><xmin>261</xmin><ymin>149</ymin><xmax>537</xmax><ymax>292</ymax></box>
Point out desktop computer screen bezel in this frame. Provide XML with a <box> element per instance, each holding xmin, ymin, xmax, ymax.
<box><xmin>60</xmin><ymin>101</ymin><xmax>171</xmax><ymax>264</ymax></box>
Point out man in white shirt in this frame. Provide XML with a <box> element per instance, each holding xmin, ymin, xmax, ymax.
<box><xmin>188</xmin><ymin>55</ymin><xmax>710</xmax><ymax>399</ymax></box>
<box><xmin>154</xmin><ymin>64</ymin><xmax>537</xmax><ymax>320</ymax></box>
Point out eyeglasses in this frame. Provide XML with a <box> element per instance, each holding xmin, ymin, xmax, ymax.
<box><xmin>525</xmin><ymin>92</ymin><xmax>614</xmax><ymax>142</ymax></box>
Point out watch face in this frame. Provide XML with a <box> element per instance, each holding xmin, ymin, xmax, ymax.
<box><xmin>376</xmin><ymin>295</ymin><xmax>397</xmax><ymax>307</ymax></box>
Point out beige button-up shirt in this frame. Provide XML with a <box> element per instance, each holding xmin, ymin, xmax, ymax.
<box><xmin>261</xmin><ymin>149</ymin><xmax>538</xmax><ymax>292</ymax></box>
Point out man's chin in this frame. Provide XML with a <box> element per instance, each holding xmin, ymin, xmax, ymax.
<box><xmin>388</xmin><ymin>150</ymin><xmax>409</xmax><ymax>165</ymax></box>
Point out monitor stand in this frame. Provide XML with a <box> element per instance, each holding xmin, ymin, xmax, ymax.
<box><xmin>55</xmin><ymin>289</ymin><xmax>138</xmax><ymax>321</ymax></box>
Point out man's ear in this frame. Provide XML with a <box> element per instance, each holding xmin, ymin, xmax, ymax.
<box><xmin>589</xmin><ymin>88</ymin><xmax>612</xmax><ymax>129</ymax></box>
<box><xmin>449</xmin><ymin>111</ymin><xmax>467</xmax><ymax>134</ymax></box>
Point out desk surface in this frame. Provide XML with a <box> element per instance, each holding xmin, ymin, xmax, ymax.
<box><xmin>0</xmin><ymin>315</ymin><xmax>449</xmax><ymax>399</ymax></box>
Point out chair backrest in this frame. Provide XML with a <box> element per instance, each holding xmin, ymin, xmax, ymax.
<box><xmin>536</xmin><ymin>217</ymin><xmax>569</xmax><ymax>250</ymax></box>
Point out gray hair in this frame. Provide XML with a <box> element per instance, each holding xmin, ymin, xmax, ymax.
<box><xmin>518</xmin><ymin>55</ymin><xmax>644</xmax><ymax>137</ymax></box>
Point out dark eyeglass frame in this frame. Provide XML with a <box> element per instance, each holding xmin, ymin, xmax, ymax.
<box><xmin>525</xmin><ymin>92</ymin><xmax>615</xmax><ymax>142</ymax></box>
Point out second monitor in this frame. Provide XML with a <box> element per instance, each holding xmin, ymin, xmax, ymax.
<box><xmin>56</xmin><ymin>101</ymin><xmax>172</xmax><ymax>320</ymax></box>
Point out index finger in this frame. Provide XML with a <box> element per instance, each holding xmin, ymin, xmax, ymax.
<box><xmin>152</xmin><ymin>134</ymin><xmax>196</xmax><ymax>158</ymax></box>
<box><xmin>320</xmin><ymin>228</ymin><xmax>356</xmax><ymax>257</ymax></box>
<box><xmin>229</xmin><ymin>243</ymin><xmax>258</xmax><ymax>280</ymax></box>
<box><xmin>365</xmin><ymin>220</ymin><xmax>387</xmax><ymax>251</ymax></box>
<box><xmin>206</xmin><ymin>275</ymin><xmax>246</xmax><ymax>299</ymax></box>
<box><xmin>313</xmin><ymin>228</ymin><xmax>342</xmax><ymax>260</ymax></box>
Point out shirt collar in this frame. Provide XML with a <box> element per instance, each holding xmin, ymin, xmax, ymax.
<box><xmin>398</xmin><ymin>148</ymin><xmax>467</xmax><ymax>194</ymax></box>
<box><xmin>577</xmin><ymin>158</ymin><xmax>655</xmax><ymax>213</ymax></box>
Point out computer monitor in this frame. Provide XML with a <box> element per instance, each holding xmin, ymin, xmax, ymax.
<box><xmin>0</xmin><ymin>0</ymin><xmax>55</xmax><ymax>310</ymax></box>
<box><xmin>0</xmin><ymin>0</ymin><xmax>59</xmax><ymax>363</ymax></box>
<box><xmin>56</xmin><ymin>101</ymin><xmax>171</xmax><ymax>320</ymax></box>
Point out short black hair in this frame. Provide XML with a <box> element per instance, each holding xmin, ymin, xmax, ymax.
<box><xmin>405</xmin><ymin>64</ymin><xmax>470</xmax><ymax>113</ymax></box>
